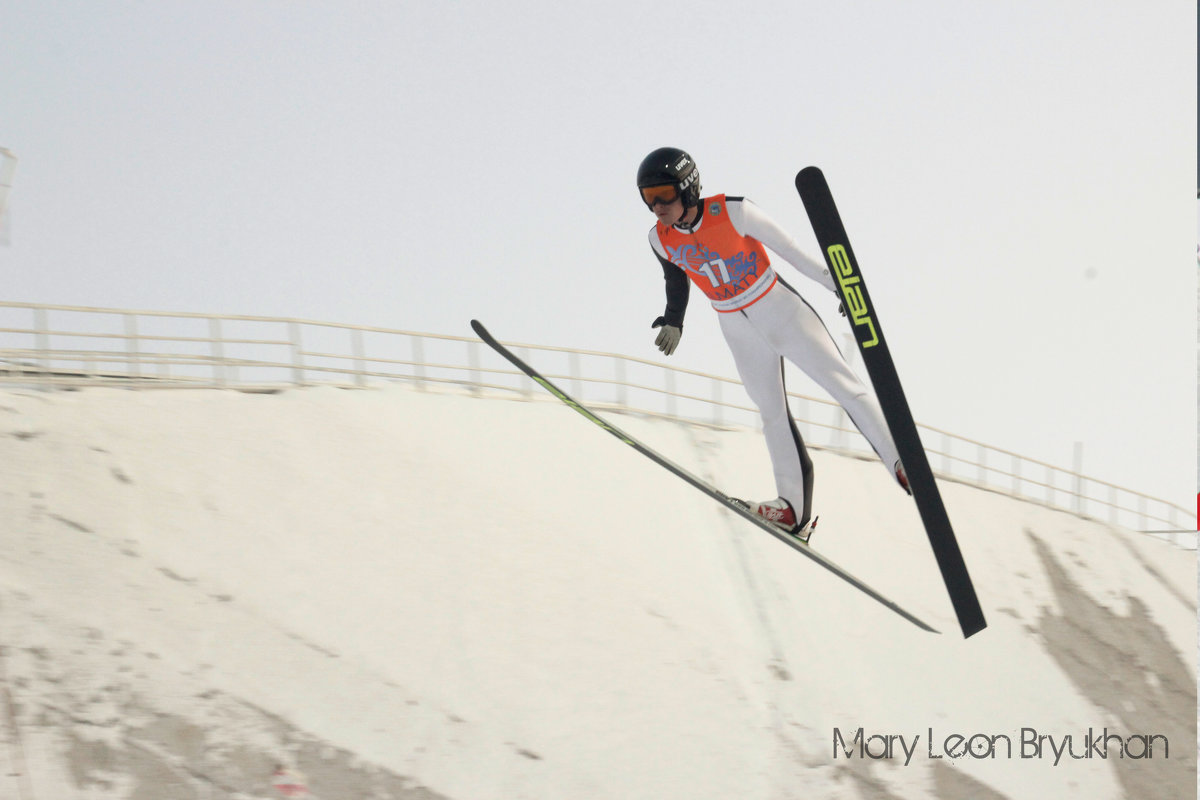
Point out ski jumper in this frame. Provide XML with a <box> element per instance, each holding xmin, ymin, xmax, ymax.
<box><xmin>649</xmin><ymin>195</ymin><xmax>901</xmax><ymax>527</ymax></box>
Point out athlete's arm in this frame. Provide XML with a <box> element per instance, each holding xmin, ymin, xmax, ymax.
<box><xmin>656</xmin><ymin>252</ymin><xmax>689</xmax><ymax>327</ymax></box>
<box><xmin>727</xmin><ymin>197</ymin><xmax>836</xmax><ymax>293</ymax></box>
<box><xmin>648</xmin><ymin>229</ymin><xmax>690</xmax><ymax>327</ymax></box>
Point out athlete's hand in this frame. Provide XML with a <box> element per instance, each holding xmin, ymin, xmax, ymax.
<box><xmin>651</xmin><ymin>316</ymin><xmax>682</xmax><ymax>356</ymax></box>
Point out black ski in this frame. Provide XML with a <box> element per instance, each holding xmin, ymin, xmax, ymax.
<box><xmin>470</xmin><ymin>319</ymin><xmax>938</xmax><ymax>634</ymax></box>
<box><xmin>795</xmin><ymin>166</ymin><xmax>986</xmax><ymax>639</ymax></box>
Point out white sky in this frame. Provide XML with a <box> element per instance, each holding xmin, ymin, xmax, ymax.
<box><xmin>1</xmin><ymin>1</ymin><xmax>1195</xmax><ymax>512</ymax></box>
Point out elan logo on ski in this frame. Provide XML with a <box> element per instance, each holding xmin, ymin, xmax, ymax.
<box><xmin>827</xmin><ymin>244</ymin><xmax>879</xmax><ymax>349</ymax></box>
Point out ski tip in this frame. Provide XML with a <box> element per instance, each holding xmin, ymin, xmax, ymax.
<box><xmin>470</xmin><ymin>319</ymin><xmax>504</xmax><ymax>350</ymax></box>
<box><xmin>795</xmin><ymin>166</ymin><xmax>825</xmax><ymax>191</ymax></box>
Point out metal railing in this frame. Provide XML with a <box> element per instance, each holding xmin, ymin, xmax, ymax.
<box><xmin>0</xmin><ymin>300</ymin><xmax>1192</xmax><ymax>547</ymax></box>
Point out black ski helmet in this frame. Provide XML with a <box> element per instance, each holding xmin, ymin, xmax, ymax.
<box><xmin>636</xmin><ymin>147</ymin><xmax>702</xmax><ymax>209</ymax></box>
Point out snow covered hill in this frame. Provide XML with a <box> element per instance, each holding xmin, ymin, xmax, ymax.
<box><xmin>0</xmin><ymin>384</ymin><xmax>1193</xmax><ymax>799</ymax></box>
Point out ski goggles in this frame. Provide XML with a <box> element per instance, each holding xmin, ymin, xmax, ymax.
<box><xmin>640</xmin><ymin>184</ymin><xmax>679</xmax><ymax>206</ymax></box>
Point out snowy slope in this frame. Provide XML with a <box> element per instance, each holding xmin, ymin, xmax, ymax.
<box><xmin>0</xmin><ymin>384</ymin><xmax>1193</xmax><ymax>800</ymax></box>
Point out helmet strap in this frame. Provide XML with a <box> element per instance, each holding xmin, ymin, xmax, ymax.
<box><xmin>676</xmin><ymin>203</ymin><xmax>701</xmax><ymax>231</ymax></box>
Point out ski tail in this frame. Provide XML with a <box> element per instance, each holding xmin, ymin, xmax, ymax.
<box><xmin>470</xmin><ymin>319</ymin><xmax>939</xmax><ymax>634</ymax></box>
<box><xmin>795</xmin><ymin>167</ymin><xmax>986</xmax><ymax>639</ymax></box>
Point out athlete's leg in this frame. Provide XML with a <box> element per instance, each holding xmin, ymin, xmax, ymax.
<box><xmin>719</xmin><ymin>308</ymin><xmax>815</xmax><ymax>526</ymax></box>
<box><xmin>747</xmin><ymin>284</ymin><xmax>902</xmax><ymax>480</ymax></box>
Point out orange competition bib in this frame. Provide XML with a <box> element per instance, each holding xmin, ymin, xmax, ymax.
<box><xmin>654</xmin><ymin>195</ymin><xmax>776</xmax><ymax>312</ymax></box>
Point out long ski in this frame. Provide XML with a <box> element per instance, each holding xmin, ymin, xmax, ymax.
<box><xmin>470</xmin><ymin>319</ymin><xmax>938</xmax><ymax>634</ymax></box>
<box><xmin>795</xmin><ymin>166</ymin><xmax>986</xmax><ymax>639</ymax></box>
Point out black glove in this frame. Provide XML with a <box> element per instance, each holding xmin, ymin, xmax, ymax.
<box><xmin>651</xmin><ymin>316</ymin><xmax>682</xmax><ymax>356</ymax></box>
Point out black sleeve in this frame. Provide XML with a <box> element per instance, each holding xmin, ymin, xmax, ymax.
<box><xmin>656</xmin><ymin>252</ymin><xmax>690</xmax><ymax>328</ymax></box>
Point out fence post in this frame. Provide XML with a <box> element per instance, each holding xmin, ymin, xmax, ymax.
<box><xmin>412</xmin><ymin>335</ymin><xmax>425</xmax><ymax>391</ymax></box>
<box><xmin>712</xmin><ymin>378</ymin><xmax>721</xmax><ymax>426</ymax></box>
<box><xmin>209</xmin><ymin>317</ymin><xmax>225</xmax><ymax>388</ymax></box>
<box><xmin>352</xmin><ymin>328</ymin><xmax>366</xmax><ymax>388</ymax></box>
<box><xmin>125</xmin><ymin>313</ymin><xmax>141</xmax><ymax>382</ymax></box>
<box><xmin>664</xmin><ymin>366</ymin><xmax>675</xmax><ymax>418</ymax></box>
<box><xmin>1073</xmin><ymin>442</ymin><xmax>1084</xmax><ymax>515</ymax></box>
<box><xmin>469</xmin><ymin>340</ymin><xmax>481</xmax><ymax>395</ymax></box>
<box><xmin>616</xmin><ymin>357</ymin><xmax>627</xmax><ymax>408</ymax></box>
<box><xmin>32</xmin><ymin>305</ymin><xmax>49</xmax><ymax>387</ymax></box>
<box><xmin>289</xmin><ymin>321</ymin><xmax>304</xmax><ymax>386</ymax></box>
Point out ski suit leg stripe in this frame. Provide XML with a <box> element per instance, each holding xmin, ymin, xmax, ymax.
<box><xmin>777</xmin><ymin>353</ymin><xmax>815</xmax><ymax>528</ymax></box>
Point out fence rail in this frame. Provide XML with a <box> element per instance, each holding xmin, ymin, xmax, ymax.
<box><xmin>0</xmin><ymin>301</ymin><xmax>1192</xmax><ymax>548</ymax></box>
